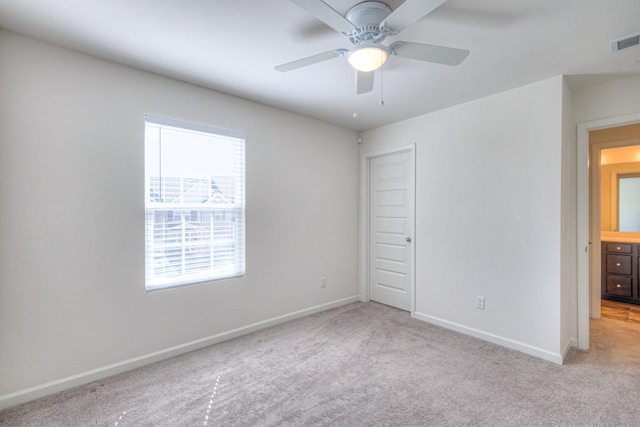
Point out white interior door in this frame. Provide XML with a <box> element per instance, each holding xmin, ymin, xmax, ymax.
<box><xmin>369</xmin><ymin>150</ymin><xmax>413</xmax><ymax>311</ymax></box>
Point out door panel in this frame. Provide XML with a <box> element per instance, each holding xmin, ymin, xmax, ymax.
<box><xmin>369</xmin><ymin>151</ymin><xmax>413</xmax><ymax>311</ymax></box>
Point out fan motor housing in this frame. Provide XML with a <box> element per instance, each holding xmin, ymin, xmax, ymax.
<box><xmin>346</xmin><ymin>1</ymin><xmax>392</xmax><ymax>27</ymax></box>
<box><xmin>345</xmin><ymin>1</ymin><xmax>395</xmax><ymax>45</ymax></box>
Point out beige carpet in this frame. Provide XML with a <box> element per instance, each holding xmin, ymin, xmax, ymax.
<box><xmin>2</xmin><ymin>302</ymin><xmax>640</xmax><ymax>426</ymax></box>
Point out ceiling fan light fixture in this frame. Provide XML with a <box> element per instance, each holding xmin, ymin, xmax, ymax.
<box><xmin>347</xmin><ymin>43</ymin><xmax>389</xmax><ymax>72</ymax></box>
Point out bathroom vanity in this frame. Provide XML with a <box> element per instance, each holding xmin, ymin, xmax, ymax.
<box><xmin>602</xmin><ymin>241</ymin><xmax>640</xmax><ymax>305</ymax></box>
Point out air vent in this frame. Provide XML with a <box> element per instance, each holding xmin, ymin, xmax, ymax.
<box><xmin>610</xmin><ymin>33</ymin><xmax>640</xmax><ymax>53</ymax></box>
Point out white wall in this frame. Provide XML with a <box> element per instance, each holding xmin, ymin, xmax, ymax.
<box><xmin>0</xmin><ymin>30</ymin><xmax>359</xmax><ymax>407</ymax></box>
<box><xmin>360</xmin><ymin>76</ymin><xmax>566</xmax><ymax>362</ymax></box>
<box><xmin>572</xmin><ymin>75</ymin><xmax>640</xmax><ymax>125</ymax></box>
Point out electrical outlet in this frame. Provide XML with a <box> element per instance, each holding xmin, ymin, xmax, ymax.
<box><xmin>320</xmin><ymin>276</ymin><xmax>327</xmax><ymax>288</ymax></box>
<box><xmin>475</xmin><ymin>296</ymin><xmax>485</xmax><ymax>310</ymax></box>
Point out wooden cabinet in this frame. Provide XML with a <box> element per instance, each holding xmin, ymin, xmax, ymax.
<box><xmin>602</xmin><ymin>242</ymin><xmax>640</xmax><ymax>304</ymax></box>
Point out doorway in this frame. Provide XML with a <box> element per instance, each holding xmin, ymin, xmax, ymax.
<box><xmin>360</xmin><ymin>145</ymin><xmax>415</xmax><ymax>314</ymax></box>
<box><xmin>577</xmin><ymin>113</ymin><xmax>640</xmax><ymax>350</ymax></box>
<box><xmin>591</xmin><ymin>125</ymin><xmax>640</xmax><ymax>314</ymax></box>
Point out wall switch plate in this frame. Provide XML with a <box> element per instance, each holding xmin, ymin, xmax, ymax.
<box><xmin>475</xmin><ymin>296</ymin><xmax>485</xmax><ymax>310</ymax></box>
<box><xmin>320</xmin><ymin>276</ymin><xmax>327</xmax><ymax>288</ymax></box>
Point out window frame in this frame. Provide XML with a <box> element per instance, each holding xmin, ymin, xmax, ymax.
<box><xmin>144</xmin><ymin>115</ymin><xmax>246</xmax><ymax>292</ymax></box>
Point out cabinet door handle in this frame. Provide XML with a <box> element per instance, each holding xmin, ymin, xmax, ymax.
<box><xmin>616</xmin><ymin>263</ymin><xmax>621</xmax><ymax>267</ymax></box>
<box><xmin>617</xmin><ymin>284</ymin><xmax>622</xmax><ymax>288</ymax></box>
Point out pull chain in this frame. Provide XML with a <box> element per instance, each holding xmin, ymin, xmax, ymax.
<box><xmin>353</xmin><ymin>69</ymin><xmax>359</xmax><ymax>118</ymax></box>
<box><xmin>379</xmin><ymin>65</ymin><xmax>385</xmax><ymax>106</ymax></box>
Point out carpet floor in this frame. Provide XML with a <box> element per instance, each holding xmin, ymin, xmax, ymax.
<box><xmin>2</xmin><ymin>302</ymin><xmax>640</xmax><ymax>426</ymax></box>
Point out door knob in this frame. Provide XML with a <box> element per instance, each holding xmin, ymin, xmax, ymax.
<box><xmin>406</xmin><ymin>237</ymin><xmax>412</xmax><ymax>243</ymax></box>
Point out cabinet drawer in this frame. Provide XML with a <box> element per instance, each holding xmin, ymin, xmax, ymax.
<box><xmin>606</xmin><ymin>243</ymin><xmax>632</xmax><ymax>253</ymax></box>
<box><xmin>607</xmin><ymin>254</ymin><xmax>632</xmax><ymax>275</ymax></box>
<box><xmin>606</xmin><ymin>275</ymin><xmax>633</xmax><ymax>297</ymax></box>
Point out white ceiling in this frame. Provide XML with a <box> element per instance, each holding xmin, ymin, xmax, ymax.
<box><xmin>0</xmin><ymin>0</ymin><xmax>638</xmax><ymax>131</ymax></box>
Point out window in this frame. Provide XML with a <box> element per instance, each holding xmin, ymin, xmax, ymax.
<box><xmin>144</xmin><ymin>116</ymin><xmax>245</xmax><ymax>291</ymax></box>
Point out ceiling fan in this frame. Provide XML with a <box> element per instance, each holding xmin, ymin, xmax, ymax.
<box><xmin>275</xmin><ymin>0</ymin><xmax>470</xmax><ymax>95</ymax></box>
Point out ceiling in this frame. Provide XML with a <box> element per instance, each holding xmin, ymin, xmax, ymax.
<box><xmin>601</xmin><ymin>146</ymin><xmax>640</xmax><ymax>165</ymax></box>
<box><xmin>0</xmin><ymin>0</ymin><xmax>638</xmax><ymax>132</ymax></box>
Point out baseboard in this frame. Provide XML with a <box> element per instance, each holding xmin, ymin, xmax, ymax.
<box><xmin>413</xmin><ymin>311</ymin><xmax>564</xmax><ymax>365</ymax></box>
<box><xmin>563</xmin><ymin>337</ymin><xmax>578</xmax><ymax>361</ymax></box>
<box><xmin>0</xmin><ymin>295</ymin><xmax>360</xmax><ymax>411</ymax></box>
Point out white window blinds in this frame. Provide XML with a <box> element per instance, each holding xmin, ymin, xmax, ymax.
<box><xmin>144</xmin><ymin>116</ymin><xmax>245</xmax><ymax>291</ymax></box>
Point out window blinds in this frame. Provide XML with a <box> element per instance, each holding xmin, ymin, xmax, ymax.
<box><xmin>144</xmin><ymin>116</ymin><xmax>245</xmax><ymax>291</ymax></box>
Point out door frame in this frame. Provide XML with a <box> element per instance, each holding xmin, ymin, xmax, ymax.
<box><xmin>359</xmin><ymin>144</ymin><xmax>416</xmax><ymax>315</ymax></box>
<box><xmin>577</xmin><ymin>112</ymin><xmax>640</xmax><ymax>350</ymax></box>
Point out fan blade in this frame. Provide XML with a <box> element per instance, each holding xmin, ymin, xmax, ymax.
<box><xmin>290</xmin><ymin>0</ymin><xmax>355</xmax><ymax>34</ymax></box>
<box><xmin>390</xmin><ymin>41</ymin><xmax>469</xmax><ymax>66</ymax></box>
<box><xmin>383</xmin><ymin>0</ymin><xmax>448</xmax><ymax>32</ymax></box>
<box><xmin>357</xmin><ymin>71</ymin><xmax>375</xmax><ymax>94</ymax></box>
<box><xmin>275</xmin><ymin>49</ymin><xmax>347</xmax><ymax>72</ymax></box>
